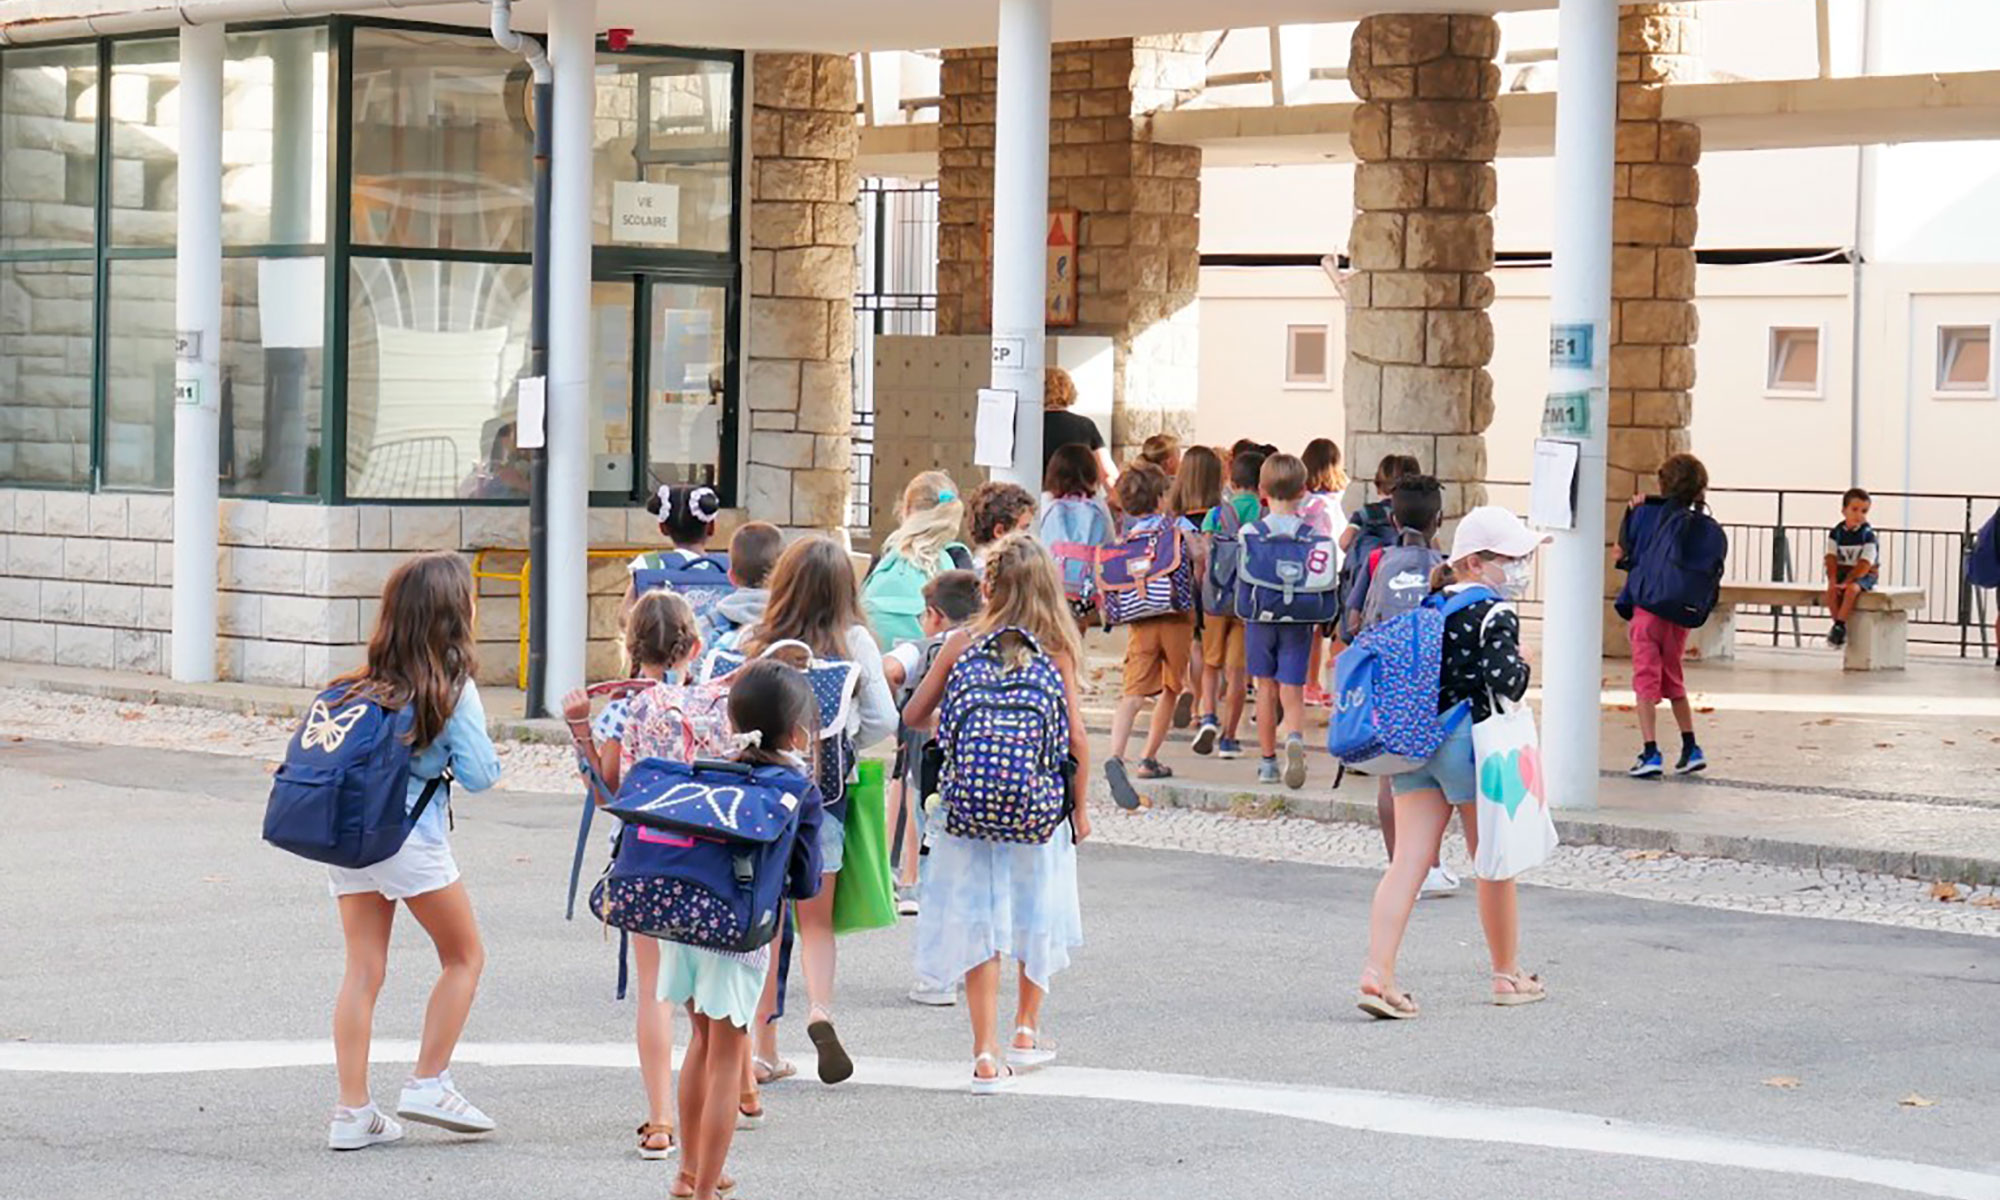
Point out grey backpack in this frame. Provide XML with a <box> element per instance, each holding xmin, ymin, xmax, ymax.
<box><xmin>1201</xmin><ymin>498</ymin><xmax>1246</xmax><ymax>616</ymax></box>
<box><xmin>1359</xmin><ymin>538</ymin><xmax>1446</xmax><ymax>631</ymax></box>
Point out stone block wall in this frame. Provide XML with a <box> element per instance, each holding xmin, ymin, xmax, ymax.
<box><xmin>1341</xmin><ymin>14</ymin><xmax>1501</xmax><ymax>521</ymax></box>
<box><xmin>0</xmin><ymin>488</ymin><xmax>672</xmax><ymax>689</ymax></box>
<box><xmin>1605</xmin><ymin>4</ymin><xmax>1702</xmax><ymax>624</ymax></box>
<box><xmin>935</xmin><ymin>37</ymin><xmax>1207</xmax><ymax>454</ymax></box>
<box><xmin>744</xmin><ymin>52</ymin><xmax>860</xmax><ymax>539</ymax></box>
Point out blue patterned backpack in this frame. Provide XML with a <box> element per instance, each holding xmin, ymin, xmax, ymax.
<box><xmin>591</xmin><ymin>759</ymin><xmax>811</xmax><ymax>953</ymax></box>
<box><xmin>633</xmin><ymin>551</ymin><xmax>735</xmax><ymax>631</ymax></box>
<box><xmin>1327</xmin><ymin>586</ymin><xmax>1496</xmax><ymax>773</ymax></box>
<box><xmin>1236</xmin><ymin>515</ymin><xmax>1344</xmax><ymax>624</ymax></box>
<box><xmin>1093</xmin><ymin>520</ymin><xmax>1193</xmax><ymax>626</ymax></box>
<box><xmin>937</xmin><ymin>627</ymin><xmax>1071</xmax><ymax>844</ymax></box>
<box><xmin>699</xmin><ymin>640</ymin><xmax>859</xmax><ymax>811</ymax></box>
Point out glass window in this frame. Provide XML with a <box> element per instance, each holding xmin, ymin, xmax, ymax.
<box><xmin>0</xmin><ymin>258</ymin><xmax>96</xmax><ymax>485</ymax></box>
<box><xmin>1</xmin><ymin>45</ymin><xmax>100</xmax><ymax>252</ymax></box>
<box><xmin>1286</xmin><ymin>323</ymin><xmax>1330</xmax><ymax>386</ymax></box>
<box><xmin>224</xmin><ymin>28</ymin><xmax>331</xmax><ymax>246</ymax></box>
<box><xmin>106</xmin><ymin>38</ymin><xmax>179</xmax><ymax>248</ymax></box>
<box><xmin>1937</xmin><ymin>325</ymin><xmax>1993</xmax><ymax>395</ymax></box>
<box><xmin>593</xmin><ymin>57</ymin><xmax>735</xmax><ymax>254</ymax></box>
<box><xmin>1766</xmin><ymin>326</ymin><xmax>1821</xmax><ymax>395</ymax></box>
<box><xmin>344</xmin><ymin>257</ymin><xmax>531</xmax><ymax>499</ymax></box>
<box><xmin>223</xmin><ymin>256</ymin><xmax>326</xmax><ymax>496</ymax></box>
<box><xmin>589</xmin><ymin>280</ymin><xmax>637</xmax><ymax>493</ymax></box>
<box><xmin>348</xmin><ymin>28</ymin><xmax>533</xmax><ymax>253</ymax></box>
<box><xmin>101</xmin><ymin>257</ymin><xmax>181</xmax><ymax>489</ymax></box>
<box><xmin>644</xmin><ymin>281</ymin><xmax>727</xmax><ymax>491</ymax></box>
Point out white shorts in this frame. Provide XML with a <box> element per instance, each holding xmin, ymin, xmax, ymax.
<box><xmin>326</xmin><ymin>836</ymin><xmax>460</xmax><ymax>902</ymax></box>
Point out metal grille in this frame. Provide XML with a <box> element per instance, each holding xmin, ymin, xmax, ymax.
<box><xmin>851</xmin><ymin>180</ymin><xmax>940</xmax><ymax>537</ymax></box>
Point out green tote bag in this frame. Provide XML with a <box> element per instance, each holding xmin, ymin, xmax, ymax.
<box><xmin>830</xmin><ymin>759</ymin><xmax>898</xmax><ymax>936</ymax></box>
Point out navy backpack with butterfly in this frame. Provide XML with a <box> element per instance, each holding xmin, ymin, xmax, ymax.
<box><xmin>263</xmin><ymin>687</ymin><xmax>449</xmax><ymax>869</ymax></box>
<box><xmin>592</xmin><ymin>759</ymin><xmax>814</xmax><ymax>953</ymax></box>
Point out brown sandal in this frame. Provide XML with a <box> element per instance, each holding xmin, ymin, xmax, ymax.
<box><xmin>1492</xmin><ymin>971</ymin><xmax>1547</xmax><ymax>1007</ymax></box>
<box><xmin>738</xmin><ymin>1089</ymin><xmax>765</xmax><ymax>1130</ymax></box>
<box><xmin>637</xmin><ymin>1121</ymin><xmax>676</xmax><ymax>1161</ymax></box>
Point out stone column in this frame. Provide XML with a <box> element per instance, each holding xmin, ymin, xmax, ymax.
<box><xmin>1342</xmin><ymin>14</ymin><xmax>1500</xmax><ymax>520</ymax></box>
<box><xmin>744</xmin><ymin>52</ymin><xmax>859</xmax><ymax>537</ymax></box>
<box><xmin>1606</xmin><ymin>4</ymin><xmax>1701</xmax><ymax>619</ymax></box>
<box><xmin>936</xmin><ymin>37</ymin><xmax>1207</xmax><ymax>457</ymax></box>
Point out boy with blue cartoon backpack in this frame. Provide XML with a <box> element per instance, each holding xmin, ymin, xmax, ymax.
<box><xmin>1235</xmin><ymin>453</ymin><xmax>1343</xmax><ymax>790</ymax></box>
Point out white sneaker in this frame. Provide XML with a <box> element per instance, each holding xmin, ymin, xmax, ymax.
<box><xmin>328</xmin><ymin>1103</ymin><xmax>404</xmax><ymax>1151</ymax></box>
<box><xmin>908</xmin><ymin>982</ymin><xmax>958</xmax><ymax>1007</ymax></box>
<box><xmin>1420</xmin><ymin>865</ymin><xmax>1461</xmax><ymax>899</ymax></box>
<box><xmin>396</xmin><ymin>1069</ymin><xmax>495</xmax><ymax>1134</ymax></box>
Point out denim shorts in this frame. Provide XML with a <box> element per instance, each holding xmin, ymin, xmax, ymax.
<box><xmin>818</xmin><ymin>809</ymin><xmax>846</xmax><ymax>875</ymax></box>
<box><xmin>1390</xmin><ymin>722</ymin><xmax>1478</xmax><ymax>805</ymax></box>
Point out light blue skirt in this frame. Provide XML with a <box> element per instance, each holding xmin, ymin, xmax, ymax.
<box><xmin>914</xmin><ymin>828</ymin><xmax>1082</xmax><ymax>993</ymax></box>
<box><xmin>657</xmin><ymin>941</ymin><xmax>769</xmax><ymax>1030</ymax></box>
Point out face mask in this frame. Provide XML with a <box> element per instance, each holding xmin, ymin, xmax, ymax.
<box><xmin>1489</xmin><ymin>556</ymin><xmax>1533</xmax><ymax>599</ymax></box>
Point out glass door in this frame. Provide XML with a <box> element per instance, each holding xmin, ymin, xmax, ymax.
<box><xmin>639</xmin><ymin>278</ymin><xmax>729</xmax><ymax>493</ymax></box>
<box><xmin>589</xmin><ymin>278</ymin><xmax>638</xmax><ymax>494</ymax></box>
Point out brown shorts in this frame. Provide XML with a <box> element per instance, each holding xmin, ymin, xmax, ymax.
<box><xmin>1123</xmin><ymin>613</ymin><xmax>1196</xmax><ymax>698</ymax></box>
<box><xmin>1200</xmin><ymin>612</ymin><xmax>1247</xmax><ymax>673</ymax></box>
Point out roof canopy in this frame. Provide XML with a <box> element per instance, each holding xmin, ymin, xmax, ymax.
<box><xmin>4</xmin><ymin>0</ymin><xmax>1554</xmax><ymax>52</ymax></box>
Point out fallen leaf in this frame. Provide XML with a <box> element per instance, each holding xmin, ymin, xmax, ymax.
<box><xmin>512</xmin><ymin>855</ymin><xmax>532</xmax><ymax>864</ymax></box>
<box><xmin>1813</xmin><ymin>718</ymin><xmax>1836</xmax><ymax>727</ymax></box>
<box><xmin>1762</xmin><ymin>1076</ymin><xmax>1801</xmax><ymax>1089</ymax></box>
<box><xmin>1899</xmin><ymin>1094</ymin><xmax>1937</xmax><ymax>1108</ymax></box>
<box><xmin>1695</xmin><ymin>706</ymin><xmax>1715</xmax><ymax>715</ymax></box>
<box><xmin>118</xmin><ymin>710</ymin><xmax>143</xmax><ymax>722</ymax></box>
<box><xmin>1930</xmin><ymin>881</ymin><xmax>1963</xmax><ymax>903</ymax></box>
<box><xmin>1875</xmin><ymin>742</ymin><xmax>1894</xmax><ymax>749</ymax></box>
<box><xmin>1970</xmin><ymin>895</ymin><xmax>2000</xmax><ymax>909</ymax></box>
<box><xmin>1942</xmin><ymin>740</ymin><xmax>1956</xmax><ymax>747</ymax></box>
<box><xmin>1624</xmin><ymin>849</ymin><xmax>1668</xmax><ymax>861</ymax></box>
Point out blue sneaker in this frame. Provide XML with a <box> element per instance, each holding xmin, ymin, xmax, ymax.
<box><xmin>1675</xmin><ymin>745</ymin><xmax>1708</xmax><ymax>775</ymax></box>
<box><xmin>1216</xmin><ymin>737</ymin><xmax>1244</xmax><ymax>760</ymax></box>
<box><xmin>1192</xmin><ymin>718</ymin><xmax>1220</xmax><ymax>757</ymax></box>
<box><xmin>1256</xmin><ymin>757</ymin><xmax>1281</xmax><ymax>784</ymax></box>
<box><xmin>1628</xmin><ymin>748</ymin><xmax>1664</xmax><ymax>779</ymax></box>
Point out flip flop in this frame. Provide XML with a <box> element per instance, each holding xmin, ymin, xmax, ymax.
<box><xmin>1357</xmin><ymin>979</ymin><xmax>1418</xmax><ymax>1020</ymax></box>
<box><xmin>1492</xmin><ymin>972</ymin><xmax>1547</xmax><ymax>1007</ymax></box>
<box><xmin>806</xmin><ymin>1016</ymin><xmax>853</xmax><ymax>1085</ymax></box>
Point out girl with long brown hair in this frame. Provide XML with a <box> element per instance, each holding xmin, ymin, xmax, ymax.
<box><xmin>324</xmin><ymin>552</ymin><xmax>504</xmax><ymax>1151</ymax></box>
<box><xmin>736</xmin><ymin>536</ymin><xmax>896</xmax><ymax>1089</ymax></box>
<box><xmin>902</xmin><ymin>533</ymin><xmax>1090</xmax><ymax>1092</ymax></box>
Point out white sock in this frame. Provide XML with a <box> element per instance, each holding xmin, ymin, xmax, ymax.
<box><xmin>335</xmin><ymin>1101</ymin><xmax>377</xmax><ymax>1120</ymax></box>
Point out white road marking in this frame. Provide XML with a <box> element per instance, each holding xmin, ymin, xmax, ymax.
<box><xmin>4</xmin><ymin>1040</ymin><xmax>1994</xmax><ymax>1198</ymax></box>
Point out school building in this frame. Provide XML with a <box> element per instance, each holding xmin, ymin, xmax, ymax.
<box><xmin>1</xmin><ymin>0</ymin><xmax>1996</xmax><ymax>808</ymax></box>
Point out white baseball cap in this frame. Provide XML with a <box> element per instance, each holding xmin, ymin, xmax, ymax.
<box><xmin>1449</xmin><ymin>505</ymin><xmax>1551</xmax><ymax>563</ymax></box>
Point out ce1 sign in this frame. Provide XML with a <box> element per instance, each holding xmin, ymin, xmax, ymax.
<box><xmin>1549</xmin><ymin>322</ymin><xmax>1596</xmax><ymax>371</ymax></box>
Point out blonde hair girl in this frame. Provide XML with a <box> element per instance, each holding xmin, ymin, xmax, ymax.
<box><xmin>864</xmin><ymin>471</ymin><xmax>973</xmax><ymax>650</ymax></box>
<box><xmin>901</xmin><ymin>530</ymin><xmax>1090</xmax><ymax>1094</ymax></box>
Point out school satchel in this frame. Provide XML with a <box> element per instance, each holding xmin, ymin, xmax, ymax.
<box><xmin>1235</xmin><ymin>517</ymin><xmax>1344</xmax><ymax>624</ymax></box>
<box><xmin>700</xmin><ymin>640</ymin><xmax>860</xmax><ymax>811</ymax></box>
<box><xmin>1040</xmin><ymin>498</ymin><xmax>1112</xmax><ymax>608</ymax></box>
<box><xmin>1093</xmin><ymin>522</ymin><xmax>1194</xmax><ymax>626</ymax></box>
<box><xmin>1201</xmin><ymin>499</ymin><xmax>1246</xmax><ymax>616</ymax></box>
<box><xmin>937</xmin><ymin>627</ymin><xmax>1072</xmax><ymax>845</ymax></box>
<box><xmin>592</xmin><ymin>759</ymin><xmax>811</xmax><ymax>954</ymax></box>
<box><xmin>633</xmin><ymin>551</ymin><xmax>736</xmax><ymax>630</ymax></box>
<box><xmin>263</xmin><ymin>687</ymin><xmax>449</xmax><ymax>869</ymax></box>
<box><xmin>1617</xmin><ymin>502</ymin><xmax>1728</xmax><ymax>628</ymax></box>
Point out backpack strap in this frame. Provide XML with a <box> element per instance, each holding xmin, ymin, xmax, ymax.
<box><xmin>1437</xmin><ymin>585</ymin><xmax>1502</xmax><ymax>617</ymax></box>
<box><xmin>408</xmin><ymin>768</ymin><xmax>453</xmax><ymax>828</ymax></box>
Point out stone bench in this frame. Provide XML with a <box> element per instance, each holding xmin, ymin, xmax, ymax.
<box><xmin>1689</xmin><ymin>582</ymin><xmax>1925</xmax><ymax>671</ymax></box>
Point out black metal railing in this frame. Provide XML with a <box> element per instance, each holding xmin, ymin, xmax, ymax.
<box><xmin>851</xmin><ymin>180</ymin><xmax>940</xmax><ymax>537</ymax></box>
<box><xmin>1487</xmin><ymin>482</ymin><xmax>1999</xmax><ymax>658</ymax></box>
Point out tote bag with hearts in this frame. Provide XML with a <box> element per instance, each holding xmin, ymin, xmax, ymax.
<box><xmin>1470</xmin><ymin>603</ymin><xmax>1558</xmax><ymax>880</ymax></box>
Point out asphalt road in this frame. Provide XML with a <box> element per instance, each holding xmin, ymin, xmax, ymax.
<box><xmin>3</xmin><ymin>738</ymin><xmax>1997</xmax><ymax>1200</ymax></box>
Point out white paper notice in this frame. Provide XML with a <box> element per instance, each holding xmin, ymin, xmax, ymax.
<box><xmin>516</xmin><ymin>376</ymin><xmax>548</xmax><ymax>450</ymax></box>
<box><xmin>974</xmin><ymin>388</ymin><xmax>1017</xmax><ymax>469</ymax></box>
<box><xmin>257</xmin><ymin>258</ymin><xmax>326</xmax><ymax>349</ymax></box>
<box><xmin>1530</xmin><ymin>437</ymin><xmax>1580</xmax><ymax>531</ymax></box>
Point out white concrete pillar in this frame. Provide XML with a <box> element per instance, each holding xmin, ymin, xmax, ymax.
<box><xmin>172</xmin><ymin>22</ymin><xmax>224</xmax><ymax>683</ymax></box>
<box><xmin>545</xmin><ymin>0</ymin><xmax>596</xmax><ymax>705</ymax></box>
<box><xmin>1540</xmin><ymin>0</ymin><xmax>1618</xmax><ymax>810</ymax></box>
<box><xmin>989</xmin><ymin>0</ymin><xmax>1052</xmax><ymax>488</ymax></box>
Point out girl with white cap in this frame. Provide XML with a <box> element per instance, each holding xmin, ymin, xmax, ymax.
<box><xmin>1357</xmin><ymin>504</ymin><xmax>1550</xmax><ymax>1020</ymax></box>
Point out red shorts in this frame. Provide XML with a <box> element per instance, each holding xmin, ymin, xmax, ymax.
<box><xmin>1629</xmin><ymin>609</ymin><xmax>1690</xmax><ymax>703</ymax></box>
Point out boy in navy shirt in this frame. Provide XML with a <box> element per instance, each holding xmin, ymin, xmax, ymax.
<box><xmin>1823</xmin><ymin>487</ymin><xmax>1880</xmax><ymax>648</ymax></box>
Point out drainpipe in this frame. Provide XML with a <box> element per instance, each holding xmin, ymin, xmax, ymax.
<box><xmin>1846</xmin><ymin>0</ymin><xmax>1876</xmax><ymax>491</ymax></box>
<box><xmin>491</xmin><ymin>0</ymin><xmax>554</xmax><ymax>717</ymax></box>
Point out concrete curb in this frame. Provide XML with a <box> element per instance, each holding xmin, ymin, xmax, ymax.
<box><xmin>7</xmin><ymin>663</ymin><xmax>1997</xmax><ymax>886</ymax></box>
<box><xmin>1085</xmin><ymin>777</ymin><xmax>2000</xmax><ymax>888</ymax></box>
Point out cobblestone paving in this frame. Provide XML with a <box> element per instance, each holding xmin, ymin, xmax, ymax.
<box><xmin>7</xmin><ymin>687</ymin><xmax>1999</xmax><ymax>940</ymax></box>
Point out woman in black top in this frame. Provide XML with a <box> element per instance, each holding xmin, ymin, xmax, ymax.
<box><xmin>1358</xmin><ymin>506</ymin><xmax>1547</xmax><ymax>1021</ymax></box>
<box><xmin>1041</xmin><ymin>366</ymin><xmax>1118</xmax><ymax>492</ymax></box>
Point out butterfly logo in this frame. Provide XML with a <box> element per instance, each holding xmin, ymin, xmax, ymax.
<box><xmin>301</xmin><ymin>700</ymin><xmax>366</xmax><ymax>753</ymax></box>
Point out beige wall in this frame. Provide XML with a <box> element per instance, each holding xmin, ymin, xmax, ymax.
<box><xmin>1198</xmin><ymin>260</ymin><xmax>2000</xmax><ymax>518</ymax></box>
